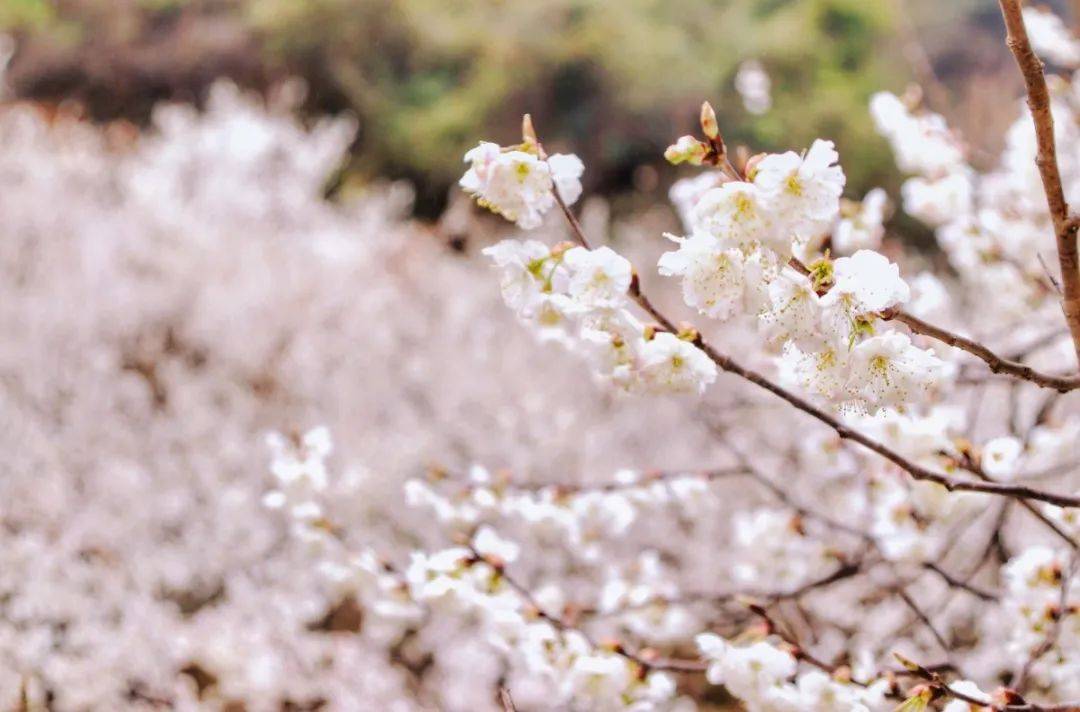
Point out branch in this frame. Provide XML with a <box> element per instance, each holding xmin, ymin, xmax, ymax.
<box><xmin>790</xmin><ymin>258</ymin><xmax>1079</xmax><ymax>392</ymax></box>
<box><xmin>998</xmin><ymin>0</ymin><xmax>1080</xmax><ymax>368</ymax></box>
<box><xmin>433</xmin><ymin>465</ymin><xmax>752</xmax><ymax>496</ymax></box>
<box><xmin>541</xmin><ymin>152</ymin><xmax>1080</xmax><ymax>511</ymax></box>
<box><xmin>747</xmin><ymin>602</ymin><xmax>856</xmax><ymax>681</ymax></box>
<box><xmin>899</xmin><ymin>654</ymin><xmax>1080</xmax><ymax>711</ymax></box>
<box><xmin>895</xmin><ymin>586</ymin><xmax>952</xmax><ymax>656</ymax></box>
<box><xmin>923</xmin><ymin>562</ymin><xmax>999</xmax><ymax>602</ymax></box>
<box><xmin>580</xmin><ymin>561</ymin><xmax>863</xmax><ymax>619</ymax></box>
<box><xmin>882</xmin><ymin>308</ymin><xmax>1080</xmax><ymax>392</ymax></box>
<box><xmin>482</xmin><ymin>546</ymin><xmax>707</xmax><ymax>674</ymax></box>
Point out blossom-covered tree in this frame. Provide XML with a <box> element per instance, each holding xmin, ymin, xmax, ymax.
<box><xmin>276</xmin><ymin>1</ymin><xmax>1080</xmax><ymax>709</ymax></box>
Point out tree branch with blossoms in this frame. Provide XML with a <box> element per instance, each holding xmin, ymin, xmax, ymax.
<box><xmin>449</xmin><ymin>58</ymin><xmax>1080</xmax><ymax>702</ymax></box>
<box><xmin>504</xmin><ymin>116</ymin><xmax>1080</xmax><ymax>511</ymax></box>
<box><xmin>252</xmin><ymin>11</ymin><xmax>1080</xmax><ymax>709</ymax></box>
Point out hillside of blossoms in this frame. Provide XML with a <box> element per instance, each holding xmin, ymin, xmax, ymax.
<box><xmin>7</xmin><ymin>1</ymin><xmax>1080</xmax><ymax>711</ymax></box>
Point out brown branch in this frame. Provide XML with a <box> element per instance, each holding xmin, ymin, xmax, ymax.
<box><xmin>581</xmin><ymin>561</ymin><xmax>863</xmax><ymax>619</ymax></box>
<box><xmin>747</xmin><ymin>603</ymin><xmax>855</xmax><ymax>681</ymax></box>
<box><xmin>895</xmin><ymin>587</ymin><xmax>952</xmax><ymax>656</ymax></box>
<box><xmin>436</xmin><ymin>466</ymin><xmax>752</xmax><ymax>496</ymax></box>
<box><xmin>882</xmin><ymin>308</ymin><xmax>1080</xmax><ymax>392</ymax></box>
<box><xmin>499</xmin><ymin>687</ymin><xmax>517</xmax><ymax>712</ymax></box>
<box><xmin>952</xmin><ymin>455</ymin><xmax>1079</xmax><ymax>549</ymax></box>
<box><xmin>900</xmin><ymin>653</ymin><xmax>1080</xmax><ymax>711</ymax></box>
<box><xmin>796</xmin><ymin>256</ymin><xmax>1078</xmax><ymax>391</ymax></box>
<box><xmin>922</xmin><ymin>562</ymin><xmax>998</xmax><ymax>602</ymax></box>
<box><xmin>998</xmin><ymin>0</ymin><xmax>1080</xmax><ymax>368</ymax></box>
<box><xmin>540</xmin><ymin>150</ymin><xmax>1080</xmax><ymax>511</ymax></box>
<box><xmin>481</xmin><ymin>547</ymin><xmax>707</xmax><ymax>674</ymax></box>
<box><xmin>890</xmin><ymin>0</ymin><xmax>952</xmax><ymax>112</ymax></box>
<box><xmin>694</xmin><ymin>336</ymin><xmax>1080</xmax><ymax>508</ymax></box>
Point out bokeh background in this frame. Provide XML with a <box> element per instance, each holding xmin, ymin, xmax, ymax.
<box><xmin>0</xmin><ymin>0</ymin><xmax>1035</xmax><ymax>217</ymax></box>
<box><xmin>0</xmin><ymin>1</ymin><xmax>1075</xmax><ymax>710</ymax></box>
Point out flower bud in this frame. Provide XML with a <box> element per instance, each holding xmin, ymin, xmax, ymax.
<box><xmin>664</xmin><ymin>136</ymin><xmax>708</xmax><ymax>166</ymax></box>
<box><xmin>700</xmin><ymin>101</ymin><xmax>719</xmax><ymax>140</ymax></box>
<box><xmin>521</xmin><ymin>113</ymin><xmax>538</xmax><ymax>147</ymax></box>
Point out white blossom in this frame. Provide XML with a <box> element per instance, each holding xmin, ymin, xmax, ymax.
<box><xmin>638</xmin><ymin>332</ymin><xmax>718</xmax><ymax>394</ymax></box>
<box><xmin>846</xmin><ymin>332</ymin><xmax>946</xmax><ymax>412</ymax></box>
<box><xmin>735</xmin><ymin>59</ymin><xmax>772</xmax><ymax>115</ymax></box>
<box><xmin>658</xmin><ymin>231</ymin><xmax>765</xmax><ymax>320</ymax></box>
<box><xmin>460</xmin><ymin>142</ymin><xmax>583</xmax><ymax>229</ymax></box>
<box><xmin>1023</xmin><ymin>6</ymin><xmax>1080</xmax><ymax>66</ymax></box>
<box><xmin>752</xmin><ymin>139</ymin><xmax>846</xmax><ymax>244</ymax></box>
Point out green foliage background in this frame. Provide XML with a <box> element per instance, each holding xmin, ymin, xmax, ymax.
<box><xmin>246</xmin><ymin>0</ymin><xmax>907</xmax><ymax>207</ymax></box>
<box><xmin>0</xmin><ymin>0</ymin><xmax>993</xmax><ymax>213</ymax></box>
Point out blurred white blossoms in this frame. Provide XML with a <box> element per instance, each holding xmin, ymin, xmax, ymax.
<box><xmin>870</xmin><ymin>92</ymin><xmax>965</xmax><ymax>178</ymax></box>
<box><xmin>1023</xmin><ymin>5</ymin><xmax>1080</xmax><ymax>67</ymax></box>
<box><xmin>696</xmin><ymin>635</ymin><xmax>888</xmax><ymax>711</ymax></box>
<box><xmin>460</xmin><ymin>140</ymin><xmax>583</xmax><ymax>228</ymax></box>
<box><xmin>833</xmin><ymin>188</ymin><xmax>889</xmax><ymax>254</ymax></box>
<box><xmin>735</xmin><ymin>59</ymin><xmax>772</xmax><ymax>115</ymax></box>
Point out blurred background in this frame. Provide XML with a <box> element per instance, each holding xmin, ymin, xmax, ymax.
<box><xmin>0</xmin><ymin>0</ymin><xmax>1041</xmax><ymax>217</ymax></box>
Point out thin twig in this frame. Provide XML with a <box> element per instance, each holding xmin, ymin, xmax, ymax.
<box><xmin>482</xmin><ymin>546</ymin><xmax>708</xmax><ymax>674</ymax></box>
<box><xmin>1014</xmin><ymin>552</ymin><xmax>1080</xmax><ymax>693</ymax></box>
<box><xmin>998</xmin><ymin>0</ymin><xmax>1080</xmax><ymax>368</ymax></box>
<box><xmin>895</xmin><ymin>587</ymin><xmax>952</xmax><ymax>656</ymax></box>
<box><xmin>883</xmin><ymin>308</ymin><xmax>1080</xmax><ymax>392</ymax></box>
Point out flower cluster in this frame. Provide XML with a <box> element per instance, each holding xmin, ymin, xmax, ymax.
<box><xmin>658</xmin><ymin>127</ymin><xmax>947</xmax><ymax>414</ymax></box>
<box><xmin>695</xmin><ymin>635</ymin><xmax>890</xmax><ymax>711</ymax></box>
<box><xmin>483</xmin><ymin>237</ymin><xmax>717</xmax><ymax>395</ymax></box>
<box><xmin>472</xmin><ymin>120</ymin><xmax>948</xmax><ymax>413</ymax></box>
<box><xmin>460</xmin><ymin>138</ymin><xmax>584</xmax><ymax>228</ymax></box>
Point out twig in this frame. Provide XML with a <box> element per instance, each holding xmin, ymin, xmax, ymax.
<box><xmin>748</xmin><ymin>602</ymin><xmax>854</xmax><ymax>680</ymax></box>
<box><xmin>890</xmin><ymin>0</ymin><xmax>952</xmax><ymax>112</ymax></box>
<box><xmin>499</xmin><ymin>687</ymin><xmax>517</xmax><ymax>712</ymax></box>
<box><xmin>542</xmin><ymin>148</ymin><xmax>1080</xmax><ymax>510</ymax></box>
<box><xmin>1014</xmin><ymin>552</ymin><xmax>1080</xmax><ymax>694</ymax></box>
<box><xmin>998</xmin><ymin>0</ymin><xmax>1080</xmax><ymax>368</ymax></box>
<box><xmin>899</xmin><ymin>653</ymin><xmax>1080</xmax><ymax>711</ymax></box>
<box><xmin>882</xmin><ymin>308</ymin><xmax>1080</xmax><ymax>392</ymax></box>
<box><xmin>481</xmin><ymin>546</ymin><xmax>707</xmax><ymax>674</ymax></box>
<box><xmin>895</xmin><ymin>587</ymin><xmax>952</xmax><ymax>656</ymax></box>
<box><xmin>923</xmin><ymin>562</ymin><xmax>998</xmax><ymax>602</ymax></box>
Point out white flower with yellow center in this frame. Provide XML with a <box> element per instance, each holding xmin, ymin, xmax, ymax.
<box><xmin>691</xmin><ymin>181</ymin><xmax>784</xmax><ymax>255</ymax></box>
<box><xmin>753</xmin><ymin>139</ymin><xmax>846</xmax><ymax>245</ymax></box>
<box><xmin>460</xmin><ymin>142</ymin><xmax>583</xmax><ymax>229</ymax></box>
<box><xmin>846</xmin><ymin>332</ymin><xmax>945</xmax><ymax>412</ymax></box>
<box><xmin>638</xmin><ymin>332</ymin><xmax>717</xmax><ymax>394</ymax></box>
<box><xmin>820</xmin><ymin>250</ymin><xmax>910</xmax><ymax>333</ymax></box>
<box><xmin>760</xmin><ymin>267</ymin><xmax>822</xmax><ymax>349</ymax></box>
<box><xmin>658</xmin><ymin>231</ymin><xmax>765</xmax><ymax>320</ymax></box>
<box><xmin>563</xmin><ymin>245</ymin><xmax>632</xmax><ymax>308</ymax></box>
